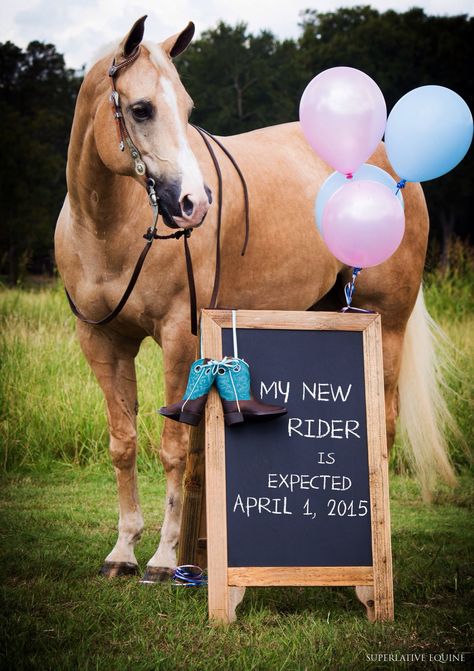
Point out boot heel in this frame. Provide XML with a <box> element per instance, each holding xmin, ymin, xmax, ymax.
<box><xmin>179</xmin><ymin>411</ymin><xmax>203</xmax><ymax>426</ymax></box>
<box><xmin>159</xmin><ymin>358</ymin><xmax>218</xmax><ymax>426</ymax></box>
<box><xmin>224</xmin><ymin>411</ymin><xmax>244</xmax><ymax>426</ymax></box>
<box><xmin>216</xmin><ymin>357</ymin><xmax>287</xmax><ymax>426</ymax></box>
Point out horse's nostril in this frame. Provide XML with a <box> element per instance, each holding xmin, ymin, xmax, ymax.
<box><xmin>182</xmin><ymin>195</ymin><xmax>194</xmax><ymax>217</ymax></box>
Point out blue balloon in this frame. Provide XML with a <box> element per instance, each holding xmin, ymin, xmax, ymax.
<box><xmin>385</xmin><ymin>85</ymin><xmax>473</xmax><ymax>183</ymax></box>
<box><xmin>315</xmin><ymin>164</ymin><xmax>404</xmax><ymax>234</ymax></box>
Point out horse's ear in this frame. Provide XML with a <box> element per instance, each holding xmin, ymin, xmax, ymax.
<box><xmin>120</xmin><ymin>15</ymin><xmax>147</xmax><ymax>57</ymax></box>
<box><xmin>161</xmin><ymin>22</ymin><xmax>195</xmax><ymax>58</ymax></box>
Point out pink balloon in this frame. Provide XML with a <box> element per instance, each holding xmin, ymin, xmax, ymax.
<box><xmin>299</xmin><ymin>67</ymin><xmax>387</xmax><ymax>176</ymax></box>
<box><xmin>322</xmin><ymin>180</ymin><xmax>405</xmax><ymax>267</ymax></box>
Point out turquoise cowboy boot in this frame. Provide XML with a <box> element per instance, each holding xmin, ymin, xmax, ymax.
<box><xmin>215</xmin><ymin>357</ymin><xmax>287</xmax><ymax>426</ymax></box>
<box><xmin>159</xmin><ymin>358</ymin><xmax>219</xmax><ymax>426</ymax></box>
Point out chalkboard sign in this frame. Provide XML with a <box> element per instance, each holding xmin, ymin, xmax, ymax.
<box><xmin>202</xmin><ymin>310</ymin><xmax>393</xmax><ymax>624</ymax></box>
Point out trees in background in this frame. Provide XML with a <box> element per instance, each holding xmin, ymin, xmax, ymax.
<box><xmin>177</xmin><ymin>22</ymin><xmax>304</xmax><ymax>133</ymax></box>
<box><xmin>0</xmin><ymin>7</ymin><xmax>472</xmax><ymax>281</ymax></box>
<box><xmin>0</xmin><ymin>41</ymin><xmax>79</xmax><ymax>282</ymax></box>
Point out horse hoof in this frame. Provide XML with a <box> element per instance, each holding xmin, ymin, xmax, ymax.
<box><xmin>98</xmin><ymin>561</ymin><xmax>139</xmax><ymax>578</ymax></box>
<box><xmin>139</xmin><ymin>566</ymin><xmax>175</xmax><ymax>584</ymax></box>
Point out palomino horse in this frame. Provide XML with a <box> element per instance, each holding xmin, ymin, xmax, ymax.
<box><xmin>55</xmin><ymin>17</ymin><xmax>455</xmax><ymax>617</ymax></box>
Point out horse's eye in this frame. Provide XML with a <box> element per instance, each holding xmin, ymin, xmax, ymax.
<box><xmin>131</xmin><ymin>103</ymin><xmax>153</xmax><ymax>122</ymax></box>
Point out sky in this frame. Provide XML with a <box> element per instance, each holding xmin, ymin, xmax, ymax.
<box><xmin>2</xmin><ymin>0</ymin><xmax>473</xmax><ymax>70</ymax></box>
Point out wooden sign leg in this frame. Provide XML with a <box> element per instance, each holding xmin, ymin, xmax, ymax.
<box><xmin>177</xmin><ymin>417</ymin><xmax>245</xmax><ymax>623</ymax></box>
<box><xmin>370</xmin><ymin>462</ymin><xmax>394</xmax><ymax>621</ymax></box>
<box><xmin>208</xmin><ymin>579</ymin><xmax>245</xmax><ymax>624</ymax></box>
<box><xmin>364</xmin><ymin>321</ymin><xmax>394</xmax><ymax>622</ymax></box>
<box><xmin>179</xmin><ymin>413</ymin><xmax>245</xmax><ymax>622</ymax></box>
<box><xmin>196</xmin><ymin>483</ymin><xmax>207</xmax><ymax>569</ymax></box>
<box><xmin>205</xmin><ymin>386</ymin><xmax>246</xmax><ymax>624</ymax></box>
<box><xmin>178</xmin><ymin>422</ymin><xmax>206</xmax><ymax>567</ymax></box>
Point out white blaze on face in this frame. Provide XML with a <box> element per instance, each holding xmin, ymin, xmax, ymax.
<box><xmin>159</xmin><ymin>76</ymin><xmax>208</xmax><ymax>217</ymax></box>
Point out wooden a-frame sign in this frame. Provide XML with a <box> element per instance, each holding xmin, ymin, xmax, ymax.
<box><xmin>199</xmin><ymin>309</ymin><xmax>393</xmax><ymax>624</ymax></box>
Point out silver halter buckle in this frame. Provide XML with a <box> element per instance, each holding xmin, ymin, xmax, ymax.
<box><xmin>146</xmin><ymin>178</ymin><xmax>159</xmax><ymax>208</ymax></box>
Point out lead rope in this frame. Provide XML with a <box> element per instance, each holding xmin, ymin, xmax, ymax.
<box><xmin>192</xmin><ymin>125</ymin><xmax>250</xmax><ymax>257</ymax></box>
<box><xmin>190</xmin><ymin>127</ymin><xmax>222</xmax><ymax>310</ymax></box>
<box><xmin>65</xmin><ymin>179</ymin><xmax>159</xmax><ymax>326</ymax></box>
<box><xmin>64</xmin><ymin>177</ymin><xmax>198</xmax><ymax>330</ymax></box>
<box><xmin>191</xmin><ymin>125</ymin><xmax>250</xmax><ymax>310</ymax></box>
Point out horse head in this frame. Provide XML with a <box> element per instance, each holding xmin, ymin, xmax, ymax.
<box><xmin>92</xmin><ymin>16</ymin><xmax>211</xmax><ymax>229</ymax></box>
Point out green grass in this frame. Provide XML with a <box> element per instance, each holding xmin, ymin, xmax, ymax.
<box><xmin>424</xmin><ymin>240</ymin><xmax>474</xmax><ymax>323</ymax></box>
<box><xmin>0</xmin><ymin>257</ymin><xmax>473</xmax><ymax>669</ymax></box>
<box><xmin>422</xmin><ymin>247</ymin><xmax>474</xmax><ymax>471</ymax></box>
<box><xmin>0</xmin><ymin>466</ymin><xmax>472</xmax><ymax>671</ymax></box>
<box><xmin>0</xmin><ymin>282</ymin><xmax>165</xmax><ymax>471</ymax></box>
<box><xmin>0</xmin><ymin>260</ymin><xmax>472</xmax><ymax>473</ymax></box>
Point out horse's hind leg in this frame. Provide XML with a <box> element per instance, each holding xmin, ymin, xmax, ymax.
<box><xmin>76</xmin><ymin>321</ymin><xmax>143</xmax><ymax>577</ymax></box>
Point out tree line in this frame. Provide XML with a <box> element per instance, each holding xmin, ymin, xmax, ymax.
<box><xmin>0</xmin><ymin>6</ymin><xmax>472</xmax><ymax>282</ymax></box>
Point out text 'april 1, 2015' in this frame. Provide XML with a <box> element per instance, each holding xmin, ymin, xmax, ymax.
<box><xmin>232</xmin><ymin>474</ymin><xmax>368</xmax><ymax>518</ymax></box>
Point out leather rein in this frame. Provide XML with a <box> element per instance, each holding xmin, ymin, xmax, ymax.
<box><xmin>65</xmin><ymin>46</ymin><xmax>249</xmax><ymax>336</ymax></box>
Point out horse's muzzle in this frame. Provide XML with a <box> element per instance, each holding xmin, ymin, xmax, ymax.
<box><xmin>153</xmin><ymin>178</ymin><xmax>211</xmax><ymax>230</ymax></box>
<box><xmin>159</xmin><ymin>202</ymin><xmax>181</xmax><ymax>229</ymax></box>
<box><xmin>175</xmin><ymin>187</ymin><xmax>211</xmax><ymax>228</ymax></box>
<box><xmin>159</xmin><ymin>205</ymin><xmax>207</xmax><ymax>230</ymax></box>
<box><xmin>180</xmin><ymin>211</ymin><xmax>207</xmax><ymax>230</ymax></box>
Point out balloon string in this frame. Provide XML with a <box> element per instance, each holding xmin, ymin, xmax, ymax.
<box><xmin>343</xmin><ymin>267</ymin><xmax>362</xmax><ymax>309</ymax></box>
<box><xmin>346</xmin><ymin>172</ymin><xmax>354</xmax><ymax>179</ymax></box>
<box><xmin>341</xmin><ymin>267</ymin><xmax>375</xmax><ymax>314</ymax></box>
<box><xmin>396</xmin><ymin>178</ymin><xmax>407</xmax><ymax>195</ymax></box>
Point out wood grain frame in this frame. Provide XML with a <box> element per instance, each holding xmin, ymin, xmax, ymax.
<box><xmin>201</xmin><ymin>310</ymin><xmax>393</xmax><ymax>624</ymax></box>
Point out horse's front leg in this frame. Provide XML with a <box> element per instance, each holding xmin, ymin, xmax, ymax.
<box><xmin>76</xmin><ymin>321</ymin><xmax>144</xmax><ymax>577</ymax></box>
<box><xmin>142</xmin><ymin>327</ymin><xmax>195</xmax><ymax>583</ymax></box>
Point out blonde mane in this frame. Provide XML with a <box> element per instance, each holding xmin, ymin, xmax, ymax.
<box><xmin>85</xmin><ymin>40</ymin><xmax>120</xmax><ymax>73</ymax></box>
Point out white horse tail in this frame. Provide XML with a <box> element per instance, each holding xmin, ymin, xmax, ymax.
<box><xmin>397</xmin><ymin>287</ymin><xmax>458</xmax><ymax>500</ymax></box>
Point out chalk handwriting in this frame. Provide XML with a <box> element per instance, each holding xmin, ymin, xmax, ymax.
<box><xmin>260</xmin><ymin>380</ymin><xmax>290</xmax><ymax>404</ymax></box>
<box><xmin>302</xmin><ymin>382</ymin><xmax>352</xmax><ymax>402</ymax></box>
<box><xmin>233</xmin><ymin>495</ymin><xmax>293</xmax><ymax>516</ymax></box>
<box><xmin>267</xmin><ymin>473</ymin><xmax>352</xmax><ymax>491</ymax></box>
<box><xmin>288</xmin><ymin>418</ymin><xmax>360</xmax><ymax>439</ymax></box>
<box><xmin>316</xmin><ymin>452</ymin><xmax>335</xmax><ymax>464</ymax></box>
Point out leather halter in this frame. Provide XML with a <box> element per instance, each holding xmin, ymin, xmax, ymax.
<box><xmin>108</xmin><ymin>47</ymin><xmax>148</xmax><ymax>177</ymax></box>
<box><xmin>64</xmin><ymin>46</ymin><xmax>250</xmax><ymax>336</ymax></box>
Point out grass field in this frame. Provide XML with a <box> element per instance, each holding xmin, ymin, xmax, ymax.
<box><xmin>0</xmin><ymin>254</ymin><xmax>473</xmax><ymax>670</ymax></box>
<box><xmin>0</xmin><ymin>469</ymin><xmax>472</xmax><ymax>670</ymax></box>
